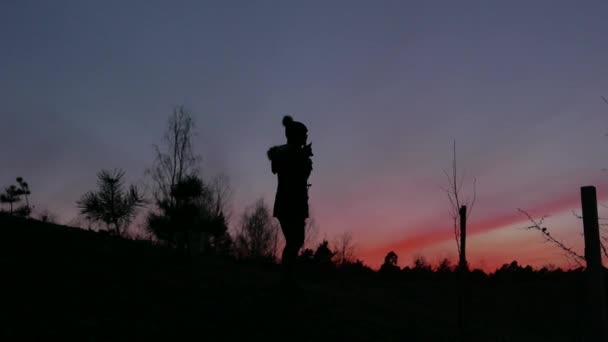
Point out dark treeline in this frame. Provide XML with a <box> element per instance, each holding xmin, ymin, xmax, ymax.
<box><xmin>1</xmin><ymin>211</ymin><xmax>604</xmax><ymax>341</ymax></box>
<box><xmin>0</xmin><ymin>203</ymin><xmax>596</xmax><ymax>280</ymax></box>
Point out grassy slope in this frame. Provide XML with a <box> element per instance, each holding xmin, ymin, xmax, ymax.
<box><xmin>0</xmin><ymin>214</ymin><xmax>588</xmax><ymax>341</ymax></box>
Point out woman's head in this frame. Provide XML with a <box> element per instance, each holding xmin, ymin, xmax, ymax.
<box><xmin>283</xmin><ymin>115</ymin><xmax>308</xmax><ymax>146</ymax></box>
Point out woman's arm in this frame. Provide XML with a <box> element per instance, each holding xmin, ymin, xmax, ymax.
<box><xmin>267</xmin><ymin>146</ymin><xmax>282</xmax><ymax>174</ymax></box>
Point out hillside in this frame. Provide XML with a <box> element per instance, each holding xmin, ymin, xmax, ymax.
<box><xmin>0</xmin><ymin>214</ymin><xmax>593</xmax><ymax>341</ymax></box>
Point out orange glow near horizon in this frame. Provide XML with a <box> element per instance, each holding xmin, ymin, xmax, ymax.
<box><xmin>358</xmin><ymin>186</ymin><xmax>608</xmax><ymax>272</ymax></box>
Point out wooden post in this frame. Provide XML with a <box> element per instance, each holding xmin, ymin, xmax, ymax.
<box><xmin>459</xmin><ymin>205</ymin><xmax>468</xmax><ymax>271</ymax></box>
<box><xmin>457</xmin><ymin>205</ymin><xmax>468</xmax><ymax>340</ymax></box>
<box><xmin>580</xmin><ymin>186</ymin><xmax>608</xmax><ymax>341</ymax></box>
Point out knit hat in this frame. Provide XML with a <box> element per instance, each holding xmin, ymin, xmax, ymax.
<box><xmin>282</xmin><ymin>115</ymin><xmax>307</xmax><ymax>141</ymax></box>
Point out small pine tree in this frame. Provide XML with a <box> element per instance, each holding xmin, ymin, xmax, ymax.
<box><xmin>0</xmin><ymin>185</ymin><xmax>21</xmax><ymax>214</ymax></box>
<box><xmin>77</xmin><ymin>169</ymin><xmax>146</xmax><ymax>236</ymax></box>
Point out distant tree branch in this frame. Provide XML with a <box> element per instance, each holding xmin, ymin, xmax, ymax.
<box><xmin>518</xmin><ymin>209</ymin><xmax>585</xmax><ymax>267</ymax></box>
<box><xmin>333</xmin><ymin>231</ymin><xmax>355</xmax><ymax>266</ymax></box>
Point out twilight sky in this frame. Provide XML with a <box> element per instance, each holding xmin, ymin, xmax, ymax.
<box><xmin>2</xmin><ymin>0</ymin><xmax>608</xmax><ymax>270</ymax></box>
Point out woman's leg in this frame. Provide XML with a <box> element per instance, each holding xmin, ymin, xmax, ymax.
<box><xmin>279</xmin><ymin>218</ymin><xmax>305</xmax><ymax>278</ymax></box>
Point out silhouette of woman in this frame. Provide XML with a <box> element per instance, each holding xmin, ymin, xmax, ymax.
<box><xmin>267</xmin><ymin>115</ymin><xmax>313</xmax><ymax>285</ymax></box>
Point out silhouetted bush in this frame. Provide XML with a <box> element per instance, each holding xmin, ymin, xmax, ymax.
<box><xmin>313</xmin><ymin>240</ymin><xmax>335</xmax><ymax>269</ymax></box>
<box><xmin>380</xmin><ymin>251</ymin><xmax>400</xmax><ymax>277</ymax></box>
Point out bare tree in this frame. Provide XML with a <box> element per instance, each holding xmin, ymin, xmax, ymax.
<box><xmin>209</xmin><ymin>173</ymin><xmax>233</xmax><ymax>220</ymax></box>
<box><xmin>38</xmin><ymin>209</ymin><xmax>58</xmax><ymax>224</ymax></box>
<box><xmin>333</xmin><ymin>231</ymin><xmax>356</xmax><ymax>266</ymax></box>
<box><xmin>145</xmin><ymin>106</ymin><xmax>199</xmax><ymax>245</ymax></box>
<box><xmin>145</xmin><ymin>107</ymin><xmax>235</xmax><ymax>254</ymax></box>
<box><xmin>77</xmin><ymin>169</ymin><xmax>146</xmax><ymax>236</ymax></box>
<box><xmin>441</xmin><ymin>140</ymin><xmax>476</xmax><ymax>271</ymax></box>
<box><xmin>202</xmin><ymin>173</ymin><xmax>234</xmax><ymax>255</ymax></box>
<box><xmin>147</xmin><ymin>106</ymin><xmax>199</xmax><ymax>208</ymax></box>
<box><xmin>303</xmin><ymin>216</ymin><xmax>320</xmax><ymax>250</ymax></box>
<box><xmin>234</xmin><ymin>198</ymin><xmax>279</xmax><ymax>260</ymax></box>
